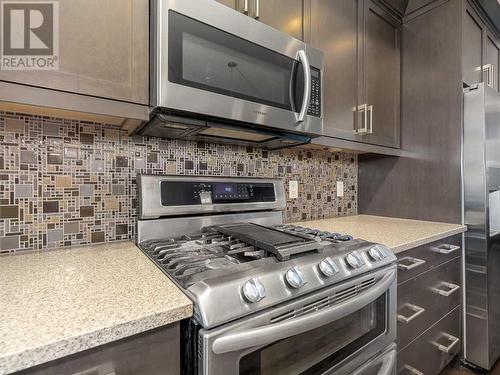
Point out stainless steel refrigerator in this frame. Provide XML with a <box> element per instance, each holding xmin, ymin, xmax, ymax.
<box><xmin>463</xmin><ymin>82</ymin><xmax>500</xmax><ymax>371</ymax></box>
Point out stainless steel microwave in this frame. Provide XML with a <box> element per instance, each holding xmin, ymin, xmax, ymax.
<box><xmin>146</xmin><ymin>0</ymin><xmax>324</xmax><ymax>147</ymax></box>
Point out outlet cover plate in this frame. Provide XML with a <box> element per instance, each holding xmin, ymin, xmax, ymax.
<box><xmin>336</xmin><ymin>181</ymin><xmax>344</xmax><ymax>197</ymax></box>
<box><xmin>289</xmin><ymin>180</ymin><xmax>298</xmax><ymax>199</ymax></box>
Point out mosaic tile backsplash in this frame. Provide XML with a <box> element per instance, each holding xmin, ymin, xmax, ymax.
<box><xmin>0</xmin><ymin>111</ymin><xmax>357</xmax><ymax>253</ymax></box>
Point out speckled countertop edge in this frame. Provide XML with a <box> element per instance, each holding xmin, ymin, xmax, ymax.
<box><xmin>2</xmin><ymin>305</ymin><xmax>192</xmax><ymax>375</ymax></box>
<box><xmin>388</xmin><ymin>226</ymin><xmax>466</xmax><ymax>253</ymax></box>
<box><xmin>0</xmin><ymin>241</ymin><xmax>193</xmax><ymax>375</ymax></box>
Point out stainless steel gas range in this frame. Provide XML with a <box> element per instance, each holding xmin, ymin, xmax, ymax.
<box><xmin>136</xmin><ymin>175</ymin><xmax>397</xmax><ymax>375</ymax></box>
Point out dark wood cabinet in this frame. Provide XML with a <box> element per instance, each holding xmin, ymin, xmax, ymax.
<box><xmin>462</xmin><ymin>2</ymin><xmax>500</xmax><ymax>91</ymax></box>
<box><xmin>396</xmin><ymin>236</ymin><xmax>462</xmax><ymax>374</ymax></box>
<box><xmin>16</xmin><ymin>324</ymin><xmax>180</xmax><ymax>375</ymax></box>
<box><xmin>311</xmin><ymin>0</ymin><xmax>401</xmax><ymax>148</ymax></box>
<box><xmin>0</xmin><ymin>0</ymin><xmax>149</xmax><ymax>105</ymax></box>
<box><xmin>310</xmin><ymin>0</ymin><xmax>362</xmax><ymax>142</ymax></box>
<box><xmin>362</xmin><ymin>0</ymin><xmax>401</xmax><ymax>148</ymax></box>
<box><xmin>358</xmin><ymin>0</ymin><xmax>463</xmax><ymax>224</ymax></box>
<box><xmin>463</xmin><ymin>7</ymin><xmax>484</xmax><ymax>87</ymax></box>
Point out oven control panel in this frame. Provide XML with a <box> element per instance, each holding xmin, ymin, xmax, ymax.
<box><xmin>307</xmin><ymin>68</ymin><xmax>321</xmax><ymax>117</ymax></box>
<box><xmin>160</xmin><ymin>180</ymin><xmax>276</xmax><ymax>206</ymax></box>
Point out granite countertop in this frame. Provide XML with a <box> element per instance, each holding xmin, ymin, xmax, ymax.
<box><xmin>292</xmin><ymin>215</ymin><xmax>467</xmax><ymax>253</ymax></box>
<box><xmin>0</xmin><ymin>241</ymin><xmax>192</xmax><ymax>375</ymax></box>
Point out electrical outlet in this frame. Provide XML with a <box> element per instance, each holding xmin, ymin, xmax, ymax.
<box><xmin>289</xmin><ymin>180</ymin><xmax>298</xmax><ymax>199</ymax></box>
<box><xmin>336</xmin><ymin>181</ymin><xmax>344</xmax><ymax>197</ymax></box>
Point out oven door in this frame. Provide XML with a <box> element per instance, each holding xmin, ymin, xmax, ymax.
<box><xmin>152</xmin><ymin>0</ymin><xmax>324</xmax><ymax>135</ymax></box>
<box><xmin>200</xmin><ymin>266</ymin><xmax>397</xmax><ymax>375</ymax></box>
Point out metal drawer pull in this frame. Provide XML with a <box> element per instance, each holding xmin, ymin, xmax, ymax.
<box><xmin>397</xmin><ymin>257</ymin><xmax>426</xmax><ymax>271</ymax></box>
<box><xmin>355</xmin><ymin>104</ymin><xmax>369</xmax><ymax>134</ymax></box>
<box><xmin>431</xmin><ymin>281</ymin><xmax>460</xmax><ymax>297</ymax></box>
<box><xmin>397</xmin><ymin>303</ymin><xmax>425</xmax><ymax>324</ymax></box>
<box><xmin>431</xmin><ymin>332</ymin><xmax>460</xmax><ymax>354</ymax></box>
<box><xmin>432</xmin><ymin>244</ymin><xmax>460</xmax><ymax>254</ymax></box>
<box><xmin>242</xmin><ymin>0</ymin><xmax>249</xmax><ymax>14</ymax></box>
<box><xmin>484</xmin><ymin>64</ymin><xmax>494</xmax><ymax>88</ymax></box>
<box><xmin>403</xmin><ymin>365</ymin><xmax>424</xmax><ymax>375</ymax></box>
<box><xmin>367</xmin><ymin>105</ymin><xmax>373</xmax><ymax>134</ymax></box>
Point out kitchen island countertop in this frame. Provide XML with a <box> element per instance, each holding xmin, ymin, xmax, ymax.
<box><xmin>0</xmin><ymin>241</ymin><xmax>192</xmax><ymax>375</ymax></box>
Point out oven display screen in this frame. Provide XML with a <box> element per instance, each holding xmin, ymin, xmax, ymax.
<box><xmin>215</xmin><ymin>184</ymin><xmax>235</xmax><ymax>195</ymax></box>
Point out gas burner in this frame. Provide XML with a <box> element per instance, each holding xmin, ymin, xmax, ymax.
<box><xmin>138</xmin><ymin>222</ymin><xmax>358</xmax><ymax>288</ymax></box>
<box><xmin>274</xmin><ymin>224</ymin><xmax>353</xmax><ymax>242</ymax></box>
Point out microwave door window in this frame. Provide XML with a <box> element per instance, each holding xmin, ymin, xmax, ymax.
<box><xmin>168</xmin><ymin>11</ymin><xmax>302</xmax><ymax>111</ymax></box>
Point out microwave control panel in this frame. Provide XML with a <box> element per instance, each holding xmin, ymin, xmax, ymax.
<box><xmin>307</xmin><ymin>68</ymin><xmax>321</xmax><ymax>117</ymax></box>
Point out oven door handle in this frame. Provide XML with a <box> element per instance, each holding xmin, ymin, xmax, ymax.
<box><xmin>212</xmin><ymin>269</ymin><xmax>396</xmax><ymax>355</ymax></box>
<box><xmin>376</xmin><ymin>348</ymin><xmax>397</xmax><ymax>375</ymax></box>
<box><xmin>350</xmin><ymin>347</ymin><xmax>397</xmax><ymax>375</ymax></box>
<box><xmin>296</xmin><ymin>49</ymin><xmax>311</xmax><ymax>123</ymax></box>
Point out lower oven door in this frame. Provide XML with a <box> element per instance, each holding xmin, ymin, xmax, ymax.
<box><xmin>200</xmin><ymin>265</ymin><xmax>397</xmax><ymax>375</ymax></box>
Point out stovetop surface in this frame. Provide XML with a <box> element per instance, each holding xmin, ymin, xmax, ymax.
<box><xmin>136</xmin><ymin>175</ymin><xmax>397</xmax><ymax>329</ymax></box>
<box><xmin>138</xmin><ymin>223</ymin><xmax>354</xmax><ymax>288</ymax></box>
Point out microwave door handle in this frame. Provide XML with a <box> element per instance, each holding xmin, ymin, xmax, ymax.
<box><xmin>212</xmin><ymin>269</ymin><xmax>396</xmax><ymax>355</ymax></box>
<box><xmin>296</xmin><ymin>50</ymin><xmax>311</xmax><ymax>123</ymax></box>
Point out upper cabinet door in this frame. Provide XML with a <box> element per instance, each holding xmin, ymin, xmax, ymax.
<box><xmin>361</xmin><ymin>0</ymin><xmax>401</xmax><ymax>148</ymax></box>
<box><xmin>0</xmin><ymin>0</ymin><xmax>149</xmax><ymax>105</ymax></box>
<box><xmin>310</xmin><ymin>0</ymin><xmax>362</xmax><ymax>141</ymax></box>
<box><xmin>463</xmin><ymin>8</ymin><xmax>483</xmax><ymax>87</ymax></box>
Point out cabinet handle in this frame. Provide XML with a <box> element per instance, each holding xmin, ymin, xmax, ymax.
<box><xmin>403</xmin><ymin>365</ymin><xmax>424</xmax><ymax>375</ymax></box>
<box><xmin>397</xmin><ymin>257</ymin><xmax>426</xmax><ymax>271</ymax></box>
<box><xmin>431</xmin><ymin>244</ymin><xmax>460</xmax><ymax>254</ymax></box>
<box><xmin>367</xmin><ymin>105</ymin><xmax>373</xmax><ymax>134</ymax></box>
<box><xmin>254</xmin><ymin>0</ymin><xmax>259</xmax><ymax>19</ymax></box>
<box><xmin>397</xmin><ymin>303</ymin><xmax>425</xmax><ymax>324</ymax></box>
<box><xmin>355</xmin><ymin>104</ymin><xmax>368</xmax><ymax>134</ymax></box>
<box><xmin>431</xmin><ymin>332</ymin><xmax>460</xmax><ymax>354</ymax></box>
<box><xmin>483</xmin><ymin>63</ymin><xmax>494</xmax><ymax>88</ymax></box>
<box><xmin>431</xmin><ymin>281</ymin><xmax>460</xmax><ymax>297</ymax></box>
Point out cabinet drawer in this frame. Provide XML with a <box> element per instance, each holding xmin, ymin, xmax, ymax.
<box><xmin>397</xmin><ymin>258</ymin><xmax>461</xmax><ymax>350</ymax></box>
<box><xmin>396</xmin><ymin>235</ymin><xmax>462</xmax><ymax>283</ymax></box>
<box><xmin>398</xmin><ymin>307</ymin><xmax>461</xmax><ymax>375</ymax></box>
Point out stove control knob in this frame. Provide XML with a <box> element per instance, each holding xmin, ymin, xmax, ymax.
<box><xmin>242</xmin><ymin>278</ymin><xmax>266</xmax><ymax>303</ymax></box>
<box><xmin>368</xmin><ymin>245</ymin><xmax>387</xmax><ymax>261</ymax></box>
<box><xmin>345</xmin><ymin>252</ymin><xmax>363</xmax><ymax>269</ymax></box>
<box><xmin>375</xmin><ymin>245</ymin><xmax>388</xmax><ymax>259</ymax></box>
<box><xmin>368</xmin><ymin>247</ymin><xmax>383</xmax><ymax>261</ymax></box>
<box><xmin>285</xmin><ymin>266</ymin><xmax>306</xmax><ymax>289</ymax></box>
<box><xmin>318</xmin><ymin>257</ymin><xmax>339</xmax><ymax>277</ymax></box>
